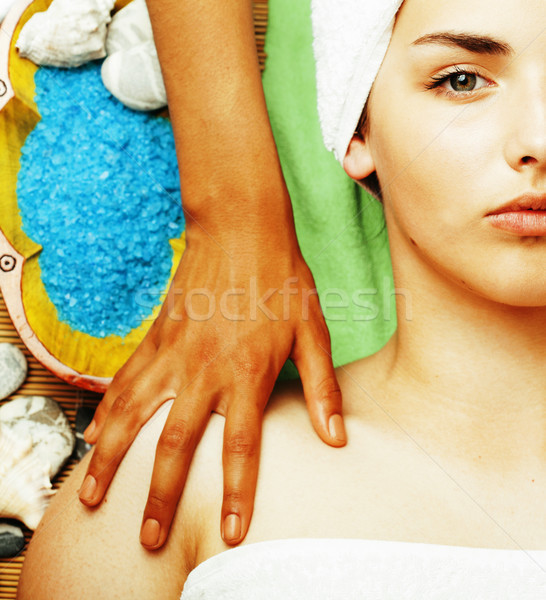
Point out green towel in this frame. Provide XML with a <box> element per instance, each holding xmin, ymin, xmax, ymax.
<box><xmin>263</xmin><ymin>0</ymin><xmax>396</xmax><ymax>374</ymax></box>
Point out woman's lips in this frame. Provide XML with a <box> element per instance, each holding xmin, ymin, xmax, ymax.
<box><xmin>487</xmin><ymin>194</ymin><xmax>546</xmax><ymax>236</ymax></box>
<box><xmin>487</xmin><ymin>211</ymin><xmax>546</xmax><ymax>236</ymax></box>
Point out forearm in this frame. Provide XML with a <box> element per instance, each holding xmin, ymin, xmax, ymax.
<box><xmin>146</xmin><ymin>0</ymin><xmax>294</xmax><ymax>242</ymax></box>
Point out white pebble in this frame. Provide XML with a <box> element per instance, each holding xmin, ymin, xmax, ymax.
<box><xmin>0</xmin><ymin>344</ymin><xmax>27</xmax><ymax>400</ymax></box>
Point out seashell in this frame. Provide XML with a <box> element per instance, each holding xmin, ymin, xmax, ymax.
<box><xmin>0</xmin><ymin>423</ymin><xmax>55</xmax><ymax>530</ymax></box>
<box><xmin>105</xmin><ymin>0</ymin><xmax>154</xmax><ymax>56</ymax></box>
<box><xmin>0</xmin><ymin>396</ymin><xmax>75</xmax><ymax>479</ymax></box>
<box><xmin>15</xmin><ymin>0</ymin><xmax>116</xmax><ymax>68</ymax></box>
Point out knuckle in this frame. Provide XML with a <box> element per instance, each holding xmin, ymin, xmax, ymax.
<box><xmin>91</xmin><ymin>436</ymin><xmax>127</xmax><ymax>468</ymax></box>
<box><xmin>192</xmin><ymin>346</ymin><xmax>219</xmax><ymax>370</ymax></box>
<box><xmin>146</xmin><ymin>490</ymin><xmax>171</xmax><ymax>512</ymax></box>
<box><xmin>232</xmin><ymin>349</ymin><xmax>265</xmax><ymax>385</ymax></box>
<box><xmin>87</xmin><ymin>450</ymin><xmax>106</xmax><ymax>477</ymax></box>
<box><xmin>235</xmin><ymin>361</ymin><xmax>262</xmax><ymax>384</ymax></box>
<box><xmin>112</xmin><ymin>388</ymin><xmax>138</xmax><ymax>415</ymax></box>
<box><xmin>158</xmin><ymin>421</ymin><xmax>194</xmax><ymax>455</ymax></box>
<box><xmin>110</xmin><ymin>369</ymin><xmax>126</xmax><ymax>389</ymax></box>
<box><xmin>223</xmin><ymin>488</ymin><xmax>246</xmax><ymax>507</ymax></box>
<box><xmin>186</xmin><ymin>333</ymin><xmax>222</xmax><ymax>364</ymax></box>
<box><xmin>315</xmin><ymin>376</ymin><xmax>342</xmax><ymax>406</ymax></box>
<box><xmin>225</xmin><ymin>430</ymin><xmax>258</xmax><ymax>460</ymax></box>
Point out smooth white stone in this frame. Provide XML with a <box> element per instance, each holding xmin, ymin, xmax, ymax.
<box><xmin>0</xmin><ymin>396</ymin><xmax>75</xmax><ymax>478</ymax></box>
<box><xmin>101</xmin><ymin>38</ymin><xmax>167</xmax><ymax>111</ymax></box>
<box><xmin>105</xmin><ymin>0</ymin><xmax>154</xmax><ymax>55</ymax></box>
<box><xmin>0</xmin><ymin>343</ymin><xmax>27</xmax><ymax>400</ymax></box>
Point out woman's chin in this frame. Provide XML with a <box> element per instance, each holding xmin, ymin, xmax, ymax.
<box><xmin>474</xmin><ymin>281</ymin><xmax>546</xmax><ymax>309</ymax></box>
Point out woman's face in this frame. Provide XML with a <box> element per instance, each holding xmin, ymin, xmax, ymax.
<box><xmin>345</xmin><ymin>0</ymin><xmax>546</xmax><ymax>306</ymax></box>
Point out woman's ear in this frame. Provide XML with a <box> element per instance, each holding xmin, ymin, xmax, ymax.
<box><xmin>343</xmin><ymin>135</ymin><xmax>376</xmax><ymax>180</ymax></box>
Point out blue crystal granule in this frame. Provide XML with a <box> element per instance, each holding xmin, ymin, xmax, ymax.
<box><xmin>17</xmin><ymin>61</ymin><xmax>184</xmax><ymax>338</ymax></box>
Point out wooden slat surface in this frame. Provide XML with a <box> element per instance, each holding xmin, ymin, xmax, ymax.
<box><xmin>254</xmin><ymin>0</ymin><xmax>268</xmax><ymax>71</ymax></box>
<box><xmin>0</xmin><ymin>2</ymin><xmax>268</xmax><ymax>596</ymax></box>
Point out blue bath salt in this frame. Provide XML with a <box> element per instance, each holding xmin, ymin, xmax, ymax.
<box><xmin>17</xmin><ymin>61</ymin><xmax>184</xmax><ymax>338</ymax></box>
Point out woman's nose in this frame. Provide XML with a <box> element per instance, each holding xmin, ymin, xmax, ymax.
<box><xmin>503</xmin><ymin>73</ymin><xmax>546</xmax><ymax>175</ymax></box>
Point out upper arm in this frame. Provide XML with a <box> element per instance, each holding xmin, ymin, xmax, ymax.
<box><xmin>18</xmin><ymin>402</ymin><xmax>201</xmax><ymax>600</ymax></box>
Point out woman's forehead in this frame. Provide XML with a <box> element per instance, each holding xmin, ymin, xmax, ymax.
<box><xmin>393</xmin><ymin>0</ymin><xmax>545</xmax><ymax>52</ymax></box>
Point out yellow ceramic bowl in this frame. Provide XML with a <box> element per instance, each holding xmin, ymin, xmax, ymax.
<box><xmin>0</xmin><ymin>0</ymin><xmax>185</xmax><ymax>392</ymax></box>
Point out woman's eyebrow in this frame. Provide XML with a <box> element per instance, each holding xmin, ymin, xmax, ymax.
<box><xmin>411</xmin><ymin>32</ymin><xmax>513</xmax><ymax>56</ymax></box>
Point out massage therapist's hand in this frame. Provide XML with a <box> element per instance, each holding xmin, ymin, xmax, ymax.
<box><xmin>79</xmin><ymin>226</ymin><xmax>346</xmax><ymax>549</ymax></box>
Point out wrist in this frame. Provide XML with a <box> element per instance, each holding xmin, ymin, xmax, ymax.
<box><xmin>184</xmin><ymin>207</ymin><xmax>300</xmax><ymax>260</ymax></box>
<box><xmin>183</xmin><ymin>183</ymin><xmax>297</xmax><ymax>243</ymax></box>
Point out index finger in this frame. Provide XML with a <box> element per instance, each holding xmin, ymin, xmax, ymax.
<box><xmin>79</xmin><ymin>363</ymin><xmax>176</xmax><ymax>507</ymax></box>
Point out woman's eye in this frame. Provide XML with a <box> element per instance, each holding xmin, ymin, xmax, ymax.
<box><xmin>448</xmin><ymin>72</ymin><xmax>480</xmax><ymax>92</ymax></box>
<box><xmin>427</xmin><ymin>70</ymin><xmax>491</xmax><ymax>95</ymax></box>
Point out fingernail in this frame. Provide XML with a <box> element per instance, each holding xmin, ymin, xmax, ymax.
<box><xmin>79</xmin><ymin>474</ymin><xmax>97</xmax><ymax>503</ymax></box>
<box><xmin>141</xmin><ymin>519</ymin><xmax>161</xmax><ymax>547</ymax></box>
<box><xmin>84</xmin><ymin>420</ymin><xmax>96</xmax><ymax>442</ymax></box>
<box><xmin>223</xmin><ymin>514</ymin><xmax>241</xmax><ymax>542</ymax></box>
<box><xmin>328</xmin><ymin>414</ymin><xmax>347</xmax><ymax>444</ymax></box>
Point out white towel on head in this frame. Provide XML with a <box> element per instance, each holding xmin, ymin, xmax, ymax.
<box><xmin>311</xmin><ymin>0</ymin><xmax>404</xmax><ymax>163</ymax></box>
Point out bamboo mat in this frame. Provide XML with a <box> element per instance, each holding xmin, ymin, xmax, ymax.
<box><xmin>0</xmin><ymin>2</ymin><xmax>268</xmax><ymax>596</ymax></box>
<box><xmin>253</xmin><ymin>0</ymin><xmax>268</xmax><ymax>71</ymax></box>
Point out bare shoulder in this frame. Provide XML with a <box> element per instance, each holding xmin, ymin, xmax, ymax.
<box><xmin>195</xmin><ymin>378</ymin><xmax>371</xmax><ymax>558</ymax></box>
<box><xmin>18</xmin><ymin>374</ymin><xmax>383</xmax><ymax>599</ymax></box>
<box><xmin>18</xmin><ymin>401</ymin><xmax>213</xmax><ymax>600</ymax></box>
<box><xmin>17</xmin><ymin>388</ymin><xmax>311</xmax><ymax>599</ymax></box>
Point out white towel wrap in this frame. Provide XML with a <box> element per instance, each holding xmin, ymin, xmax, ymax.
<box><xmin>181</xmin><ymin>538</ymin><xmax>546</xmax><ymax>599</ymax></box>
<box><xmin>311</xmin><ymin>0</ymin><xmax>404</xmax><ymax>163</ymax></box>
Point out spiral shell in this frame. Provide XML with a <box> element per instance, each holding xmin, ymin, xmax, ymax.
<box><xmin>0</xmin><ymin>423</ymin><xmax>55</xmax><ymax>530</ymax></box>
<box><xmin>15</xmin><ymin>0</ymin><xmax>116</xmax><ymax>68</ymax></box>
